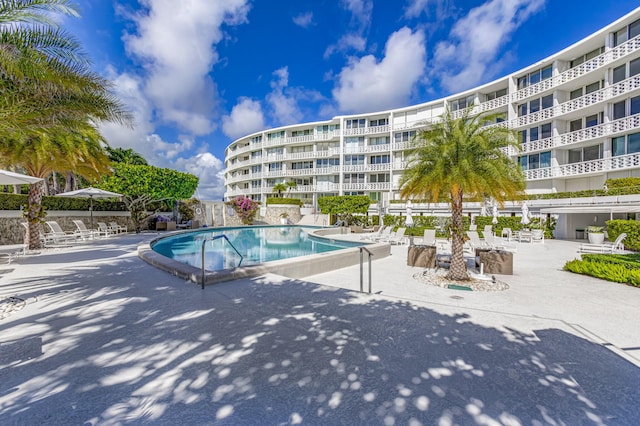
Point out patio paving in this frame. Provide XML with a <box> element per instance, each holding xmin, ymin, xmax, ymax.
<box><xmin>0</xmin><ymin>233</ymin><xmax>639</xmax><ymax>424</ymax></box>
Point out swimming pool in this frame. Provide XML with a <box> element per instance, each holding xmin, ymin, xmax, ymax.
<box><xmin>151</xmin><ymin>226</ymin><xmax>362</xmax><ymax>271</ymax></box>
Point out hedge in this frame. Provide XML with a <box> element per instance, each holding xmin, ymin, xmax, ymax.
<box><xmin>605</xmin><ymin>219</ymin><xmax>640</xmax><ymax>251</ymax></box>
<box><xmin>0</xmin><ymin>192</ymin><xmax>126</xmax><ymax>211</ymax></box>
<box><xmin>564</xmin><ymin>254</ymin><xmax>640</xmax><ymax>287</ymax></box>
<box><xmin>265</xmin><ymin>197</ymin><xmax>302</xmax><ymax>206</ymax></box>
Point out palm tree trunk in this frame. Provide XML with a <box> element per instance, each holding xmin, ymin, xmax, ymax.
<box><xmin>27</xmin><ymin>180</ymin><xmax>45</xmax><ymax>250</ymax></box>
<box><xmin>446</xmin><ymin>189</ymin><xmax>469</xmax><ymax>281</ymax></box>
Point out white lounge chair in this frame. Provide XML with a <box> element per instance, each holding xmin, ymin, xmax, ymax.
<box><xmin>387</xmin><ymin>227</ymin><xmax>407</xmax><ymax>245</ymax></box>
<box><xmin>578</xmin><ymin>233</ymin><xmax>627</xmax><ymax>254</ymax></box>
<box><xmin>0</xmin><ymin>243</ymin><xmax>27</xmax><ymax>263</ymax></box>
<box><xmin>373</xmin><ymin>226</ymin><xmax>393</xmax><ymax>242</ymax></box>
<box><xmin>501</xmin><ymin>228</ymin><xmax>512</xmax><ymax>241</ymax></box>
<box><xmin>97</xmin><ymin>222</ymin><xmax>116</xmax><ymax>237</ymax></box>
<box><xmin>72</xmin><ymin>220</ymin><xmax>102</xmax><ymax>240</ymax></box>
<box><xmin>109</xmin><ymin>221</ymin><xmax>127</xmax><ymax>234</ymax></box>
<box><xmin>45</xmin><ymin>221</ymin><xmax>79</xmax><ymax>244</ymax></box>
<box><xmin>483</xmin><ymin>225</ymin><xmax>493</xmax><ymax>238</ymax></box>
<box><xmin>466</xmin><ymin>230</ymin><xmax>488</xmax><ymax>249</ymax></box>
<box><xmin>422</xmin><ymin>229</ymin><xmax>436</xmax><ymax>246</ymax></box>
<box><xmin>362</xmin><ymin>225</ymin><xmax>385</xmax><ymax>240</ymax></box>
<box><xmin>531</xmin><ymin>229</ymin><xmax>545</xmax><ymax>243</ymax></box>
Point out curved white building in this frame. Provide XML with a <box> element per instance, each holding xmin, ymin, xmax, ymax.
<box><xmin>225</xmin><ymin>9</ymin><xmax>640</xmax><ymax>211</ymax></box>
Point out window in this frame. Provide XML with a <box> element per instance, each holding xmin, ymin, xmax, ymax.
<box><xmin>630</xmin><ymin>133</ymin><xmax>640</xmax><ymax>153</ymax></box>
<box><xmin>344</xmin><ymin>155</ymin><xmax>364</xmax><ymax>165</ymax></box>
<box><xmin>530</xmin><ymin>98</ymin><xmax>540</xmax><ymax>113</ymax></box>
<box><xmin>267</xmin><ymin>131</ymin><xmax>285</xmax><ymax>140</ymax></box>
<box><xmin>369</xmin><ymin>118</ymin><xmax>388</xmax><ymax>127</ymax></box>
<box><xmin>344</xmin><ymin>173</ymin><xmax>364</xmax><ymax>184</ymax></box>
<box><xmin>251</xmin><ymin>150</ymin><xmax>262</xmax><ymax>158</ymax></box>
<box><xmin>369</xmin><ymin>173</ymin><xmax>390</xmax><ymax>183</ymax></box>
<box><xmin>528</xmin><ymin>154</ymin><xmax>540</xmax><ymax>169</ymax></box>
<box><xmin>568</xmin><ymin>149</ymin><xmax>582</xmax><ymax>164</ymax></box>
<box><xmin>485</xmin><ymin>88</ymin><xmax>507</xmax><ymax>101</ymax></box>
<box><xmin>268</xmin><ymin>163</ymin><xmax>281</xmax><ymax>171</ymax></box>
<box><xmin>570</xmin><ymin>88</ymin><xmax>583</xmax><ymax>100</ymax></box>
<box><xmin>291</xmin><ymin>161</ymin><xmax>313</xmax><ymax>170</ymax></box>
<box><xmin>570</xmin><ymin>119</ymin><xmax>582</xmax><ymax>132</ymax></box>
<box><xmin>251</xmin><ymin>180</ymin><xmax>261</xmax><ymax>188</ymax></box>
<box><xmin>291</xmin><ymin>129</ymin><xmax>312</xmax><ymax>137</ymax></box>
<box><xmin>630</xmin><ymin>58</ymin><xmax>640</xmax><ymax>77</ymax></box>
<box><xmin>530</xmin><ymin>127</ymin><xmax>539</xmax><ymax>141</ymax></box>
<box><xmin>519</xmin><ymin>156</ymin><xmax>528</xmax><ymax>170</ymax></box>
<box><xmin>267</xmin><ymin>147</ymin><xmax>283</xmax><ymax>156</ymax></box>
<box><xmin>614</xmin><ymin>27</ymin><xmax>628</xmax><ymax>47</ymax></box>
<box><xmin>316</xmin><ymin>158</ymin><xmax>339</xmax><ymax>168</ymax></box>
<box><xmin>370</xmin><ymin>155</ymin><xmax>390</xmax><ymax>164</ymax></box>
<box><xmin>585</xmin><ymin>114</ymin><xmax>600</xmax><ymax>128</ymax></box>
<box><xmin>317</xmin><ymin>124</ymin><xmax>340</xmax><ymax>133</ymax></box>
<box><xmin>516</xmin><ymin>65</ymin><xmax>553</xmax><ymax>89</ymax></box>
<box><xmin>612</xmin><ymin>136</ymin><xmax>626</xmax><ymax>156</ymax></box>
<box><xmin>631</xmin><ymin>19</ymin><xmax>640</xmax><ymax>39</ymax></box>
<box><xmin>518</xmin><ymin>103</ymin><xmax>527</xmax><ymax>117</ymax></box>
<box><xmin>345</xmin><ymin>137</ymin><xmax>364</xmax><ymax>152</ymax></box>
<box><xmin>289</xmin><ymin>145</ymin><xmax>313</xmax><ymax>153</ymax></box>
<box><xmin>570</xmin><ymin>47</ymin><xmax>604</xmax><ymax>68</ymax></box>
<box><xmin>519</xmin><ymin>130</ymin><xmax>527</xmax><ymax>144</ymax></box>
<box><xmin>346</xmin><ymin>118</ymin><xmax>366</xmax><ymax>129</ymax></box>
<box><xmin>369</xmin><ymin>136</ymin><xmax>390</xmax><ymax>145</ymax></box>
<box><xmin>613</xmin><ymin>65</ymin><xmax>626</xmax><ymax>84</ymax></box>
<box><xmin>394</xmin><ymin>131</ymin><xmax>415</xmax><ymax>143</ymax></box>
<box><xmin>250</xmin><ymin>135</ymin><xmax>262</xmax><ymax>144</ymax></box>
<box><xmin>586</xmin><ymin>81</ymin><xmax>601</xmax><ymax>94</ymax></box>
<box><xmin>251</xmin><ymin>165</ymin><xmax>262</xmax><ymax>173</ymax></box>
<box><xmin>541</xmin><ymin>94</ymin><xmax>553</xmax><ymax>109</ymax></box>
<box><xmin>518</xmin><ymin>95</ymin><xmax>552</xmax><ymax>117</ymax></box>
<box><xmin>631</xmin><ymin>96</ymin><xmax>640</xmax><ymax>115</ymax></box>
<box><xmin>583</xmin><ymin>144</ymin><xmax>602</xmax><ymax>161</ymax></box>
<box><xmin>614</xmin><ymin>101</ymin><xmax>626</xmax><ymax>120</ymax></box>
<box><xmin>540</xmin><ymin>151</ymin><xmax>551</xmax><ymax>168</ymax></box>
<box><xmin>541</xmin><ymin>123</ymin><xmax>552</xmax><ymax>139</ymax></box>
<box><xmin>451</xmin><ymin>95</ymin><xmax>474</xmax><ymax>111</ymax></box>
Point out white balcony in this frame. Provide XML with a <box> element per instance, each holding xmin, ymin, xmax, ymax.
<box><xmin>343</xmin><ymin>182</ymin><xmax>391</xmax><ymax>191</ymax></box>
<box><xmin>525</xmin><ymin>152</ymin><xmax>640</xmax><ymax>180</ymax></box>
<box><xmin>343</xmin><ymin>124</ymin><xmax>390</xmax><ymax>136</ymax></box>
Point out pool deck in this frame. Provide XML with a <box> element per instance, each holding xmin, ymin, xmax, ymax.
<box><xmin>1</xmin><ymin>232</ymin><xmax>639</xmax><ymax>424</ymax></box>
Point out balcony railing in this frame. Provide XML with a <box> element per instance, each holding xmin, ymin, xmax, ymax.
<box><xmin>343</xmin><ymin>124</ymin><xmax>390</xmax><ymax>136</ymax></box>
<box><xmin>525</xmin><ymin>152</ymin><xmax>640</xmax><ymax>180</ymax></box>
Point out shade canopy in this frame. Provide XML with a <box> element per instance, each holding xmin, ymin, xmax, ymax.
<box><xmin>0</xmin><ymin>169</ymin><xmax>43</xmax><ymax>185</ymax></box>
<box><xmin>55</xmin><ymin>187</ymin><xmax>123</xmax><ymax>199</ymax></box>
<box><xmin>56</xmin><ymin>187</ymin><xmax>123</xmax><ymax>229</ymax></box>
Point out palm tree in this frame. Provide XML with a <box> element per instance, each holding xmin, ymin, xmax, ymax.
<box><xmin>400</xmin><ymin>107</ymin><xmax>525</xmax><ymax>281</ymax></box>
<box><xmin>285</xmin><ymin>180</ymin><xmax>297</xmax><ymax>197</ymax></box>
<box><xmin>0</xmin><ymin>0</ymin><xmax>132</xmax><ymax>249</ymax></box>
<box><xmin>273</xmin><ymin>182</ymin><xmax>287</xmax><ymax>197</ymax></box>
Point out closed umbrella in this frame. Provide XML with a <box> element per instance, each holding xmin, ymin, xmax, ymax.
<box><xmin>405</xmin><ymin>200</ymin><xmax>414</xmax><ymax>227</ymax></box>
<box><xmin>0</xmin><ymin>169</ymin><xmax>43</xmax><ymax>185</ymax></box>
<box><xmin>56</xmin><ymin>187</ymin><xmax>123</xmax><ymax>229</ymax></box>
<box><xmin>492</xmin><ymin>202</ymin><xmax>498</xmax><ymax>224</ymax></box>
<box><xmin>521</xmin><ymin>202</ymin><xmax>530</xmax><ymax>225</ymax></box>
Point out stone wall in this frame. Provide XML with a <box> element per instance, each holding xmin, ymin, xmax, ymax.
<box><xmin>222</xmin><ymin>204</ymin><xmax>302</xmax><ymax>226</ymax></box>
<box><xmin>0</xmin><ymin>211</ymin><xmax>131</xmax><ymax>244</ymax></box>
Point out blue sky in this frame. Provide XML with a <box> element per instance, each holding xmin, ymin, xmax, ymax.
<box><xmin>65</xmin><ymin>1</ymin><xmax>639</xmax><ymax>200</ymax></box>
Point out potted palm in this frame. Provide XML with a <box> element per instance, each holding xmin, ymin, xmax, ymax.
<box><xmin>587</xmin><ymin>226</ymin><xmax>605</xmax><ymax>244</ymax></box>
<box><xmin>280</xmin><ymin>212</ymin><xmax>289</xmax><ymax>225</ymax></box>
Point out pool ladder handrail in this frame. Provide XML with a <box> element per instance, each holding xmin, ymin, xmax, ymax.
<box><xmin>359</xmin><ymin>246</ymin><xmax>373</xmax><ymax>293</ymax></box>
<box><xmin>201</xmin><ymin>234</ymin><xmax>244</xmax><ymax>289</ymax></box>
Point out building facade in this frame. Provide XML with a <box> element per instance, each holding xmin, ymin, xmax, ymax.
<box><xmin>224</xmin><ymin>9</ymin><xmax>640</xmax><ymax>210</ymax></box>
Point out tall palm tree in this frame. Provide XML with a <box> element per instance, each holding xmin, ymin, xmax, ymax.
<box><xmin>0</xmin><ymin>0</ymin><xmax>132</xmax><ymax>249</ymax></box>
<box><xmin>273</xmin><ymin>182</ymin><xmax>287</xmax><ymax>197</ymax></box>
<box><xmin>400</xmin><ymin>107</ymin><xmax>525</xmax><ymax>281</ymax></box>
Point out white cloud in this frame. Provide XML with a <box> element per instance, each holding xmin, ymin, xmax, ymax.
<box><xmin>121</xmin><ymin>0</ymin><xmax>251</xmax><ymax>135</ymax></box>
<box><xmin>341</xmin><ymin>0</ymin><xmax>373</xmax><ymax>29</ymax></box>
<box><xmin>174</xmin><ymin>152</ymin><xmax>226</xmax><ymax>200</ymax></box>
<box><xmin>292</xmin><ymin>11</ymin><xmax>313</xmax><ymax>28</ymax></box>
<box><xmin>266</xmin><ymin>67</ymin><xmax>303</xmax><ymax>126</ymax></box>
<box><xmin>432</xmin><ymin>0</ymin><xmax>545</xmax><ymax>93</ymax></box>
<box><xmin>404</xmin><ymin>0</ymin><xmax>431</xmax><ymax>18</ymax></box>
<box><xmin>325</xmin><ymin>0</ymin><xmax>372</xmax><ymax>58</ymax></box>
<box><xmin>222</xmin><ymin>98</ymin><xmax>266</xmax><ymax>141</ymax></box>
<box><xmin>324</xmin><ymin>34</ymin><xmax>367</xmax><ymax>59</ymax></box>
<box><xmin>332</xmin><ymin>27</ymin><xmax>426</xmax><ymax>113</ymax></box>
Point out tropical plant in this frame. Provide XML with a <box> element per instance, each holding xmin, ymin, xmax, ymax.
<box><xmin>106</xmin><ymin>147</ymin><xmax>148</xmax><ymax>165</ymax></box>
<box><xmin>317</xmin><ymin>195</ymin><xmax>371</xmax><ymax>225</ymax></box>
<box><xmin>272</xmin><ymin>182</ymin><xmax>287</xmax><ymax>197</ymax></box>
<box><xmin>225</xmin><ymin>196</ymin><xmax>259</xmax><ymax>225</ymax></box>
<box><xmin>399</xmin><ymin>107</ymin><xmax>525</xmax><ymax>281</ymax></box>
<box><xmin>0</xmin><ymin>0</ymin><xmax>132</xmax><ymax>249</ymax></box>
<box><xmin>285</xmin><ymin>180</ymin><xmax>297</xmax><ymax>196</ymax></box>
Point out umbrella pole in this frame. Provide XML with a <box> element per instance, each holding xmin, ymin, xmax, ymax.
<box><xmin>90</xmin><ymin>196</ymin><xmax>94</xmax><ymax>230</ymax></box>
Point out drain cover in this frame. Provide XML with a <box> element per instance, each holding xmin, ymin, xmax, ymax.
<box><xmin>450</xmin><ymin>295</ymin><xmax>464</xmax><ymax>300</ymax></box>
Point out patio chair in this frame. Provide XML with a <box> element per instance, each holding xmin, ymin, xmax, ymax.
<box><xmin>466</xmin><ymin>231</ymin><xmax>488</xmax><ymax>249</ymax></box>
<box><xmin>72</xmin><ymin>220</ymin><xmax>102</xmax><ymax>240</ymax></box>
<box><xmin>0</xmin><ymin>243</ymin><xmax>27</xmax><ymax>264</ymax></box>
<box><xmin>363</xmin><ymin>225</ymin><xmax>385</xmax><ymax>240</ymax></box>
<box><xmin>96</xmin><ymin>222</ymin><xmax>116</xmax><ymax>237</ymax></box>
<box><xmin>578</xmin><ymin>232</ymin><xmax>627</xmax><ymax>254</ymax></box>
<box><xmin>45</xmin><ymin>221</ymin><xmax>80</xmax><ymax>244</ymax></box>
<box><xmin>109</xmin><ymin>221</ymin><xmax>128</xmax><ymax>234</ymax></box>
<box><xmin>483</xmin><ymin>225</ymin><xmax>493</xmax><ymax>238</ymax></box>
<box><xmin>531</xmin><ymin>229</ymin><xmax>545</xmax><ymax>243</ymax></box>
<box><xmin>373</xmin><ymin>226</ymin><xmax>393</xmax><ymax>242</ymax></box>
<box><xmin>387</xmin><ymin>227</ymin><xmax>407</xmax><ymax>245</ymax></box>
<box><xmin>501</xmin><ymin>227</ymin><xmax>512</xmax><ymax>241</ymax></box>
<box><xmin>422</xmin><ymin>229</ymin><xmax>436</xmax><ymax>246</ymax></box>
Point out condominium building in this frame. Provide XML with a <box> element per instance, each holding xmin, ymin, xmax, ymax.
<box><xmin>224</xmin><ymin>9</ymin><xmax>640</xmax><ymax>211</ymax></box>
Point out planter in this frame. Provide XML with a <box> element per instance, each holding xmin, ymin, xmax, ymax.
<box><xmin>280</xmin><ymin>218</ymin><xmax>288</xmax><ymax>225</ymax></box>
<box><xmin>588</xmin><ymin>232</ymin><xmax>605</xmax><ymax>244</ymax></box>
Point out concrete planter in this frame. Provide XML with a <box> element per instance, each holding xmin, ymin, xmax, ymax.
<box><xmin>588</xmin><ymin>232</ymin><xmax>605</xmax><ymax>244</ymax></box>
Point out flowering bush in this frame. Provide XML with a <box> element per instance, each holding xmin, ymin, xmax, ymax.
<box><xmin>226</xmin><ymin>196</ymin><xmax>259</xmax><ymax>225</ymax></box>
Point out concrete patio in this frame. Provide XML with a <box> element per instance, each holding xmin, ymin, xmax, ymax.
<box><xmin>0</xmin><ymin>233</ymin><xmax>639</xmax><ymax>424</ymax></box>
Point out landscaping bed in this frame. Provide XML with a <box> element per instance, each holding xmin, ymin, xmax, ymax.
<box><xmin>564</xmin><ymin>253</ymin><xmax>640</xmax><ymax>287</ymax></box>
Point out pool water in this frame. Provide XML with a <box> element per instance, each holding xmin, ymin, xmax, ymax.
<box><xmin>151</xmin><ymin>226</ymin><xmax>361</xmax><ymax>271</ymax></box>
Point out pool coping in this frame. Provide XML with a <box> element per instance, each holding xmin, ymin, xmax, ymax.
<box><xmin>138</xmin><ymin>226</ymin><xmax>391</xmax><ymax>286</ymax></box>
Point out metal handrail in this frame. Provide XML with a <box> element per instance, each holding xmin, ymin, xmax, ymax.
<box><xmin>201</xmin><ymin>234</ymin><xmax>244</xmax><ymax>289</ymax></box>
<box><xmin>359</xmin><ymin>246</ymin><xmax>374</xmax><ymax>293</ymax></box>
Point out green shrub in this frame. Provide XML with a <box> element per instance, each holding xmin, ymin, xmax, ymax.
<box><xmin>266</xmin><ymin>197</ymin><xmax>302</xmax><ymax>206</ymax></box>
<box><xmin>605</xmin><ymin>219</ymin><xmax>640</xmax><ymax>251</ymax></box>
<box><xmin>564</xmin><ymin>258</ymin><xmax>640</xmax><ymax>287</ymax></box>
<box><xmin>0</xmin><ymin>193</ymin><xmax>126</xmax><ymax>211</ymax></box>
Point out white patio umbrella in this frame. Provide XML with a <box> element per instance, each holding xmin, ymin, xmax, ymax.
<box><xmin>405</xmin><ymin>200</ymin><xmax>414</xmax><ymax>227</ymax></box>
<box><xmin>56</xmin><ymin>187</ymin><xmax>123</xmax><ymax>229</ymax></box>
<box><xmin>0</xmin><ymin>169</ymin><xmax>43</xmax><ymax>185</ymax></box>
<box><xmin>492</xmin><ymin>202</ymin><xmax>498</xmax><ymax>224</ymax></box>
<box><xmin>521</xmin><ymin>202</ymin><xmax>530</xmax><ymax>225</ymax></box>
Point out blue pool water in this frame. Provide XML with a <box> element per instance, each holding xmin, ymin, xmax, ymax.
<box><xmin>151</xmin><ymin>226</ymin><xmax>362</xmax><ymax>271</ymax></box>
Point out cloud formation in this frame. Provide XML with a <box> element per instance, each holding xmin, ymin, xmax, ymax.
<box><xmin>332</xmin><ymin>27</ymin><xmax>426</xmax><ymax>113</ymax></box>
<box><xmin>122</xmin><ymin>0</ymin><xmax>251</xmax><ymax>135</ymax></box>
<box><xmin>292</xmin><ymin>11</ymin><xmax>313</xmax><ymax>28</ymax></box>
<box><xmin>222</xmin><ymin>98</ymin><xmax>266</xmax><ymax>141</ymax></box>
<box><xmin>432</xmin><ymin>0</ymin><xmax>545</xmax><ymax>93</ymax></box>
<box><xmin>324</xmin><ymin>0</ymin><xmax>373</xmax><ymax>58</ymax></box>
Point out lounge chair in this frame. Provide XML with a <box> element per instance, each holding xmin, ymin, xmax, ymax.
<box><xmin>501</xmin><ymin>228</ymin><xmax>512</xmax><ymax>241</ymax></box>
<box><xmin>483</xmin><ymin>225</ymin><xmax>493</xmax><ymax>238</ymax></box>
<box><xmin>466</xmin><ymin>230</ymin><xmax>488</xmax><ymax>249</ymax></box>
<box><xmin>109</xmin><ymin>221</ymin><xmax>128</xmax><ymax>234</ymax></box>
<box><xmin>72</xmin><ymin>220</ymin><xmax>102</xmax><ymax>239</ymax></box>
<box><xmin>387</xmin><ymin>227</ymin><xmax>407</xmax><ymax>245</ymax></box>
<box><xmin>578</xmin><ymin>233</ymin><xmax>627</xmax><ymax>254</ymax></box>
<box><xmin>97</xmin><ymin>222</ymin><xmax>116</xmax><ymax>237</ymax></box>
<box><xmin>422</xmin><ymin>229</ymin><xmax>436</xmax><ymax>246</ymax></box>
<box><xmin>45</xmin><ymin>221</ymin><xmax>79</xmax><ymax>244</ymax></box>
<box><xmin>0</xmin><ymin>243</ymin><xmax>27</xmax><ymax>263</ymax></box>
<box><xmin>373</xmin><ymin>226</ymin><xmax>393</xmax><ymax>242</ymax></box>
<box><xmin>531</xmin><ymin>229</ymin><xmax>545</xmax><ymax>243</ymax></box>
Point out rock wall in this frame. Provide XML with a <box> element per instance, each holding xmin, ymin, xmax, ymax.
<box><xmin>221</xmin><ymin>205</ymin><xmax>302</xmax><ymax>226</ymax></box>
<box><xmin>0</xmin><ymin>211</ymin><xmax>131</xmax><ymax>244</ymax></box>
